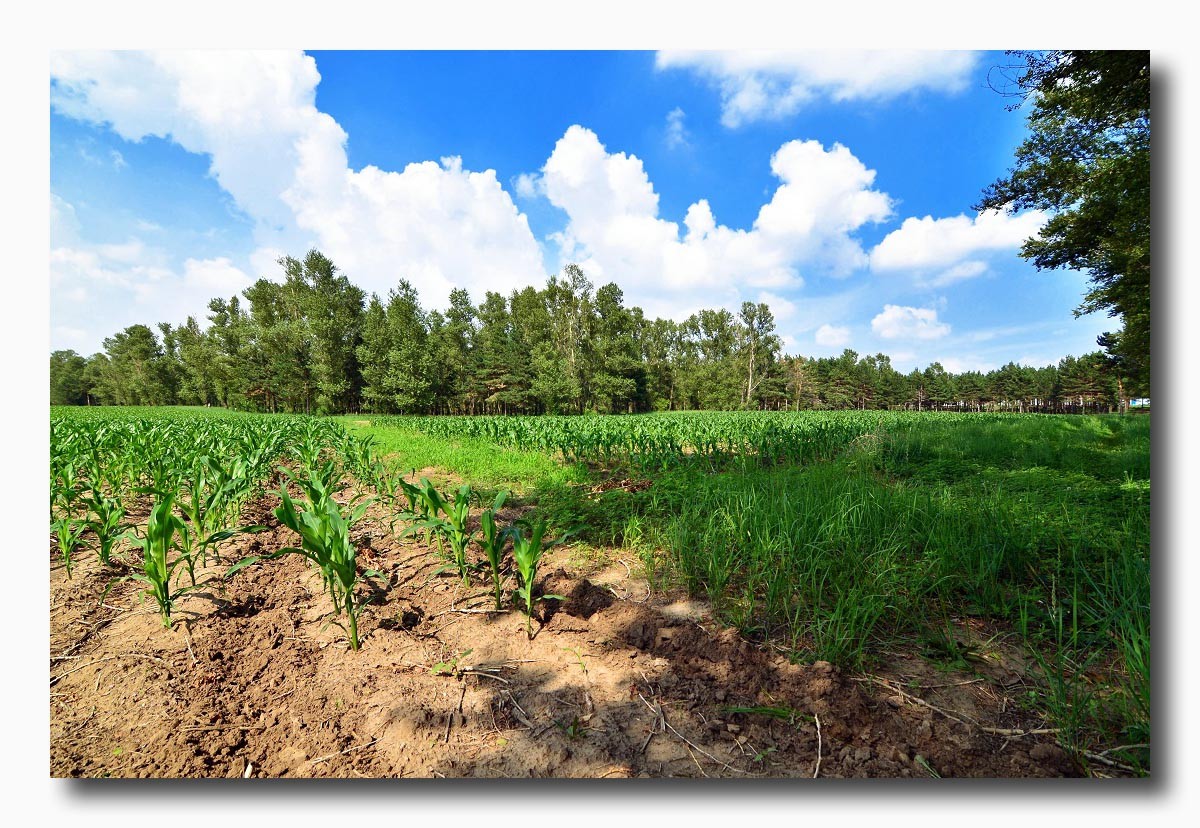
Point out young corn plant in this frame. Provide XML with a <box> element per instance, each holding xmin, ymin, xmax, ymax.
<box><xmin>430</xmin><ymin>484</ymin><xmax>479</xmax><ymax>586</ymax></box>
<box><xmin>479</xmin><ymin>491</ymin><xmax>510</xmax><ymax>610</ymax></box>
<box><xmin>52</xmin><ymin>462</ymin><xmax>84</xmax><ymax>523</ymax></box>
<box><xmin>51</xmin><ymin>517</ymin><xmax>87</xmax><ymax>578</ymax></box>
<box><xmin>123</xmin><ymin>496</ymin><xmax>204</xmax><ymax>628</ymax></box>
<box><xmin>509</xmin><ymin>518</ymin><xmax>568</xmax><ymax>640</ymax></box>
<box><xmin>84</xmin><ymin>493</ymin><xmax>127</xmax><ymax>568</ymax></box>
<box><xmin>409</xmin><ymin>477</ymin><xmax>446</xmax><ymax>548</ymax></box>
<box><xmin>229</xmin><ymin>489</ymin><xmax>379</xmax><ymax>651</ymax></box>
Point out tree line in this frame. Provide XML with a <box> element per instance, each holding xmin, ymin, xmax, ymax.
<box><xmin>50</xmin><ymin>250</ymin><xmax>1134</xmax><ymax>416</ymax></box>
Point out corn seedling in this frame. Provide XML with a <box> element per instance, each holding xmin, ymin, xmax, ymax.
<box><xmin>479</xmin><ymin>491</ymin><xmax>510</xmax><ymax>609</ymax></box>
<box><xmin>228</xmin><ymin>489</ymin><xmax>379</xmax><ymax>651</ymax></box>
<box><xmin>122</xmin><ymin>496</ymin><xmax>205</xmax><ymax>628</ymax></box>
<box><xmin>508</xmin><ymin>518</ymin><xmax>568</xmax><ymax>640</ymax></box>
<box><xmin>402</xmin><ymin>481</ymin><xmax>478</xmax><ymax>584</ymax></box>
<box><xmin>431</xmin><ymin>649</ymin><xmax>473</xmax><ymax>676</ymax></box>
<box><xmin>432</xmin><ymin>484</ymin><xmax>479</xmax><ymax>585</ymax></box>
<box><xmin>84</xmin><ymin>493</ymin><xmax>127</xmax><ymax>568</ymax></box>
<box><xmin>51</xmin><ymin>517</ymin><xmax>87</xmax><ymax>578</ymax></box>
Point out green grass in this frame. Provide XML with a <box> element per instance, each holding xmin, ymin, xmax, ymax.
<box><xmin>338</xmin><ymin>417</ymin><xmax>587</xmax><ymax>494</ymax></box>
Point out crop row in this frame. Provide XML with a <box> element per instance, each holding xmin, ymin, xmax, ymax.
<box><xmin>50</xmin><ymin>408</ymin><xmax>564</xmax><ymax>648</ymax></box>
<box><xmin>371</xmin><ymin>409</ymin><xmax>1036</xmax><ymax>469</ymax></box>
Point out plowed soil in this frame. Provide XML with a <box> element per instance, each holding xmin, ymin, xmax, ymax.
<box><xmin>50</xmin><ymin>489</ymin><xmax>1081</xmax><ymax>778</ymax></box>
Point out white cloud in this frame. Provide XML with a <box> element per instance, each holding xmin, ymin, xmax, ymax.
<box><xmin>539</xmin><ymin>125</ymin><xmax>891</xmax><ymax>320</ymax></box>
<box><xmin>50</xmin><ymin>50</ymin><xmax>546</xmax><ymax>309</ymax></box>
<box><xmin>815</xmin><ymin>323</ymin><xmax>851</xmax><ymax>348</ymax></box>
<box><xmin>52</xmin><ymin>326</ymin><xmax>89</xmax><ymax>346</ymax></box>
<box><xmin>938</xmin><ymin>356</ymin><xmax>995</xmax><ymax>374</ymax></box>
<box><xmin>665</xmin><ymin>107</ymin><xmax>688</xmax><ymax>149</ymax></box>
<box><xmin>871</xmin><ymin>304</ymin><xmax>950</xmax><ymax>340</ymax></box>
<box><xmin>181</xmin><ymin>256</ymin><xmax>255</xmax><ymax>297</ymax></box>
<box><xmin>50</xmin><ymin>197</ymin><xmax>255</xmax><ymax>352</ymax></box>
<box><xmin>870</xmin><ymin>208</ymin><xmax>1048</xmax><ymax>273</ymax></box>
<box><xmin>50</xmin><ymin>193</ymin><xmax>80</xmax><ymax>245</ymax></box>
<box><xmin>656</xmin><ymin>50</ymin><xmax>980</xmax><ymax>127</ymax></box>
<box><xmin>757</xmin><ymin>291</ymin><xmax>795</xmax><ymax>320</ymax></box>
<box><xmin>925</xmin><ymin>260</ymin><xmax>988</xmax><ymax>287</ymax></box>
<box><xmin>513</xmin><ymin>172</ymin><xmax>539</xmax><ymax>199</ymax></box>
<box><xmin>50</xmin><ymin>52</ymin><xmax>905</xmax><ymax>353</ymax></box>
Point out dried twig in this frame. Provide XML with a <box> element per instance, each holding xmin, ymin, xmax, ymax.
<box><xmin>444</xmin><ymin>683</ymin><xmax>468</xmax><ymax>743</ymax></box>
<box><xmin>310</xmin><ymin>738</ymin><xmax>380</xmax><ymax>766</ymax></box>
<box><xmin>813</xmin><ymin>714</ymin><xmax>823</xmax><ymax>778</ymax></box>
<box><xmin>183</xmin><ymin>622</ymin><xmax>197</xmax><ymax>666</ymax></box>
<box><xmin>637</xmin><ymin>693</ymin><xmax>755</xmax><ymax>776</ymax></box>
<box><xmin>979</xmin><ymin>726</ymin><xmax>1060</xmax><ymax>737</ymax></box>
<box><xmin>428</xmin><ymin>607</ymin><xmax>507</xmax><ymax>619</ymax></box>
<box><xmin>182</xmin><ymin>724</ymin><xmax>267</xmax><ymax>733</ymax></box>
<box><xmin>50</xmin><ymin>652</ymin><xmax>169</xmax><ymax>686</ymax></box>
<box><xmin>854</xmin><ymin>676</ymin><xmax>978</xmax><ymax>727</ymax></box>
<box><xmin>1082</xmin><ymin>750</ymin><xmax>1138</xmax><ymax>774</ymax></box>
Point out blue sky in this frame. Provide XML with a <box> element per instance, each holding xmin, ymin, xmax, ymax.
<box><xmin>49</xmin><ymin>49</ymin><xmax>1113</xmax><ymax>372</ymax></box>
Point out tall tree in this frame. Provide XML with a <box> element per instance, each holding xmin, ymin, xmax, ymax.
<box><xmin>280</xmin><ymin>250</ymin><xmax>366</xmax><ymax>414</ymax></box>
<box><xmin>738</xmin><ymin>302</ymin><xmax>781</xmax><ymax>408</ymax></box>
<box><xmin>99</xmin><ymin>325</ymin><xmax>173</xmax><ymax>406</ymax></box>
<box><xmin>979</xmin><ymin>50</ymin><xmax>1150</xmax><ymax>394</ymax></box>
<box><xmin>50</xmin><ymin>350</ymin><xmax>88</xmax><ymax>405</ymax></box>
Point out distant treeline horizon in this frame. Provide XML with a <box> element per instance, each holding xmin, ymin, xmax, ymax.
<box><xmin>50</xmin><ymin>250</ymin><xmax>1139</xmax><ymax>416</ymax></box>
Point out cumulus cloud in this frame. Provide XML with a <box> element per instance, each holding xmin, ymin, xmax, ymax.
<box><xmin>665</xmin><ymin>107</ymin><xmax>688</xmax><ymax>149</ymax></box>
<box><xmin>513</xmin><ymin>172</ymin><xmax>540</xmax><ymax>199</ymax></box>
<box><xmin>50</xmin><ymin>196</ymin><xmax>255</xmax><ymax>352</ymax></box>
<box><xmin>815</xmin><ymin>324</ymin><xmax>851</xmax><ymax>348</ymax></box>
<box><xmin>50</xmin><ymin>50</ymin><xmax>546</xmax><ymax>307</ymax></box>
<box><xmin>871</xmin><ymin>304</ymin><xmax>950</xmax><ymax>340</ymax></box>
<box><xmin>870</xmin><ymin>208</ymin><xmax>1048</xmax><ymax>274</ymax></box>
<box><xmin>539</xmin><ymin>125</ymin><xmax>891</xmax><ymax>320</ymax></box>
<box><xmin>51</xmin><ymin>52</ymin><xmax>908</xmax><ymax>349</ymax></box>
<box><xmin>50</xmin><ymin>193</ymin><xmax>80</xmax><ymax>245</ymax></box>
<box><xmin>926</xmin><ymin>260</ymin><xmax>989</xmax><ymax>287</ymax></box>
<box><xmin>656</xmin><ymin>50</ymin><xmax>980</xmax><ymax>127</ymax></box>
<box><xmin>757</xmin><ymin>291</ymin><xmax>795</xmax><ymax>320</ymax></box>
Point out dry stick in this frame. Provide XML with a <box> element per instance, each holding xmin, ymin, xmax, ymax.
<box><xmin>444</xmin><ymin>682</ymin><xmax>468</xmax><ymax>743</ymax></box>
<box><xmin>1082</xmin><ymin>750</ymin><xmax>1138</xmax><ymax>774</ymax></box>
<box><xmin>1098</xmin><ymin>743</ymin><xmax>1149</xmax><ymax>756</ymax></box>
<box><xmin>50</xmin><ymin>653</ymin><xmax>168</xmax><ymax>686</ymax></box>
<box><xmin>980</xmin><ymin>726</ymin><xmax>1061</xmax><ymax>737</ymax></box>
<box><xmin>183</xmin><ymin>724</ymin><xmax>268</xmax><ymax>733</ymax></box>
<box><xmin>912</xmin><ymin>678</ymin><xmax>988</xmax><ymax>689</ymax></box>
<box><xmin>310</xmin><ymin>738</ymin><xmax>380</xmax><ymax>766</ymax></box>
<box><xmin>51</xmin><ymin>612</ymin><xmax>121</xmax><ymax>662</ymax></box>
<box><xmin>428</xmin><ymin>608</ymin><xmax>506</xmax><ymax>618</ymax></box>
<box><xmin>639</xmin><ymin>700</ymin><xmax>665</xmax><ymax>753</ymax></box>
<box><xmin>813</xmin><ymin>714</ymin><xmax>823</xmax><ymax>778</ymax></box>
<box><xmin>861</xmin><ymin>676</ymin><xmax>1065</xmax><ymax>742</ymax></box>
<box><xmin>183</xmin><ymin>622</ymin><xmax>198</xmax><ymax>667</ymax></box>
<box><xmin>503</xmin><ymin>689</ymin><xmax>531</xmax><ymax>719</ymax></box>
<box><xmin>637</xmin><ymin>693</ymin><xmax>755</xmax><ymax>777</ymax></box>
<box><xmin>684</xmin><ymin>744</ymin><xmax>710</xmax><ymax>778</ymax></box>
<box><xmin>855</xmin><ymin>676</ymin><xmax>979</xmax><ymax>728</ymax></box>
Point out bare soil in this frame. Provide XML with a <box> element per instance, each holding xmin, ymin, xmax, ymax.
<box><xmin>50</xmin><ymin>491</ymin><xmax>1081</xmax><ymax>778</ymax></box>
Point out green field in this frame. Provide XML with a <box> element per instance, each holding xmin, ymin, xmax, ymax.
<box><xmin>51</xmin><ymin>406</ymin><xmax>1150</xmax><ymax>773</ymax></box>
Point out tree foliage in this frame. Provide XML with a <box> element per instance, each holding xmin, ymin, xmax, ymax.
<box><xmin>978</xmin><ymin>50</ymin><xmax>1150</xmax><ymax>394</ymax></box>
<box><xmin>51</xmin><ymin>249</ymin><xmax>1132</xmax><ymax>416</ymax></box>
